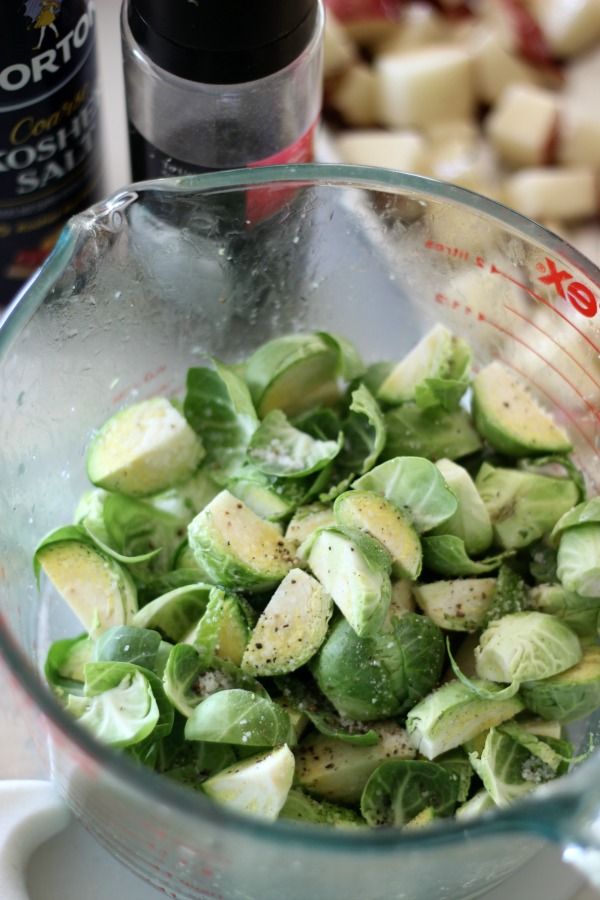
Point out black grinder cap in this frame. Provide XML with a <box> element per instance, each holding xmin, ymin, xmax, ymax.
<box><xmin>127</xmin><ymin>0</ymin><xmax>320</xmax><ymax>84</ymax></box>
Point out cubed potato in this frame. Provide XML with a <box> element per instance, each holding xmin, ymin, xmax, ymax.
<box><xmin>568</xmin><ymin>222</ymin><xmax>600</xmax><ymax>269</ymax></box>
<box><xmin>468</xmin><ymin>24</ymin><xmax>543</xmax><ymax>105</ymax></box>
<box><xmin>473</xmin><ymin>0</ymin><xmax>520</xmax><ymax>54</ymax></box>
<box><xmin>374</xmin><ymin>3</ymin><xmax>448</xmax><ymax>55</ymax></box>
<box><xmin>426</xmin><ymin>120</ymin><xmax>501</xmax><ymax>194</ymax></box>
<box><xmin>485</xmin><ymin>83</ymin><xmax>559</xmax><ymax>168</ymax></box>
<box><xmin>504</xmin><ymin>167</ymin><xmax>598</xmax><ymax>222</ymax></box>
<box><xmin>422</xmin><ymin>199</ymin><xmax>512</xmax><ymax>267</ymax></box>
<box><xmin>375</xmin><ymin>45</ymin><xmax>475</xmax><ymax>129</ymax></box>
<box><xmin>335</xmin><ymin>129</ymin><xmax>430</xmax><ymax>174</ymax></box>
<box><xmin>528</xmin><ymin>0</ymin><xmax>600</xmax><ymax>59</ymax></box>
<box><xmin>557</xmin><ymin>109</ymin><xmax>600</xmax><ymax>166</ymax></box>
<box><xmin>327</xmin><ymin>62</ymin><xmax>379</xmax><ymax>127</ymax></box>
<box><xmin>323</xmin><ymin>9</ymin><xmax>357</xmax><ymax>79</ymax></box>
<box><xmin>426</xmin><ymin>119</ymin><xmax>480</xmax><ymax>148</ymax></box>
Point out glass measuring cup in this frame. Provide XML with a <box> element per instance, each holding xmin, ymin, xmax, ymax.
<box><xmin>2</xmin><ymin>163</ymin><xmax>600</xmax><ymax>900</ymax></box>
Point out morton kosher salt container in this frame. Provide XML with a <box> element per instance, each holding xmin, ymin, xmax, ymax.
<box><xmin>0</xmin><ymin>0</ymin><xmax>104</xmax><ymax>307</ymax></box>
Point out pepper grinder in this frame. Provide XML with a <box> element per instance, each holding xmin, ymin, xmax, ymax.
<box><xmin>121</xmin><ymin>0</ymin><xmax>325</xmax><ymax>180</ymax></box>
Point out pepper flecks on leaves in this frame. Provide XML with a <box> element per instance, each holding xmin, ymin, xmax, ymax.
<box><xmin>38</xmin><ymin>328</ymin><xmax>593</xmax><ymax>829</ymax></box>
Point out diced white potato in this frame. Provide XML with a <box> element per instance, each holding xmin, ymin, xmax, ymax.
<box><xmin>468</xmin><ymin>24</ymin><xmax>543</xmax><ymax>105</ymax></box>
<box><xmin>568</xmin><ymin>222</ymin><xmax>600</xmax><ymax>267</ymax></box>
<box><xmin>535</xmin><ymin>219</ymin><xmax>573</xmax><ymax>242</ymax></box>
<box><xmin>374</xmin><ymin>3</ymin><xmax>448</xmax><ymax>55</ymax></box>
<box><xmin>447</xmin><ymin>16</ymin><xmax>482</xmax><ymax>47</ymax></box>
<box><xmin>327</xmin><ymin>62</ymin><xmax>379</xmax><ymax>126</ymax></box>
<box><xmin>375</xmin><ymin>45</ymin><xmax>475</xmax><ymax>129</ymax></box>
<box><xmin>323</xmin><ymin>9</ymin><xmax>357</xmax><ymax>79</ymax></box>
<box><xmin>425</xmin><ymin>119</ymin><xmax>499</xmax><ymax>193</ymax></box>
<box><xmin>528</xmin><ymin>0</ymin><xmax>600</xmax><ymax>59</ymax></box>
<box><xmin>426</xmin><ymin>119</ymin><xmax>480</xmax><ymax>156</ymax></box>
<box><xmin>324</xmin><ymin>0</ymin><xmax>399</xmax><ymax>45</ymax></box>
<box><xmin>557</xmin><ymin>108</ymin><xmax>600</xmax><ymax>166</ymax></box>
<box><xmin>485</xmin><ymin>83</ymin><xmax>559</xmax><ymax>168</ymax></box>
<box><xmin>473</xmin><ymin>0</ymin><xmax>520</xmax><ymax>54</ymax></box>
<box><xmin>422</xmin><ymin>200</ymin><xmax>510</xmax><ymax>268</ymax></box>
<box><xmin>335</xmin><ymin>129</ymin><xmax>430</xmax><ymax>173</ymax></box>
<box><xmin>504</xmin><ymin>166</ymin><xmax>598</xmax><ymax>222</ymax></box>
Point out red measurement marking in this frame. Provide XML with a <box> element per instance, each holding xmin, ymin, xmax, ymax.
<box><xmin>112</xmin><ymin>365</ymin><xmax>168</xmax><ymax>405</ymax></box>
<box><xmin>496</xmin><ymin>353</ymin><xmax>600</xmax><ymax>481</ymax></box>
<box><xmin>180</xmin><ymin>880</ymin><xmax>223</xmax><ymax>898</ymax></box>
<box><xmin>506</xmin><ymin>305</ymin><xmax>600</xmax><ymax>394</ymax></box>
<box><xmin>432</xmin><ymin>288</ymin><xmax>600</xmax><ymax>484</ymax></box>
<box><xmin>48</xmin><ymin>721</ymin><xmax>100</xmax><ymax>779</ymax></box>
<box><xmin>490</xmin><ymin>263</ymin><xmax>600</xmax><ymax>354</ymax></box>
<box><xmin>424</xmin><ymin>239</ymin><xmax>470</xmax><ymax>261</ymax></box>
<box><xmin>177</xmin><ymin>845</ymin><xmax>233</xmax><ymax>868</ymax></box>
<box><xmin>435</xmin><ymin>292</ymin><xmax>483</xmax><ymax>319</ymax></box>
<box><xmin>484</xmin><ymin>314</ymin><xmax>600</xmax><ymax>426</ymax></box>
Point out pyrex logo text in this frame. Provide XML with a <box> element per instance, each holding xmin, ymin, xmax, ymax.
<box><xmin>537</xmin><ymin>256</ymin><xmax>597</xmax><ymax>319</ymax></box>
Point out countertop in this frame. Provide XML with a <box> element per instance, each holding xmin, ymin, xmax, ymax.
<box><xmin>1</xmin><ymin>1</ymin><xmax>600</xmax><ymax>898</ymax></box>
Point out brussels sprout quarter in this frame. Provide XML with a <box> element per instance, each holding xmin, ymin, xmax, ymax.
<box><xmin>245</xmin><ymin>333</ymin><xmax>342</xmax><ymax>418</ymax></box>
<box><xmin>36</xmin><ymin>538</ymin><xmax>138</xmax><ymax>639</ymax></box>
<box><xmin>202</xmin><ymin>745</ymin><xmax>296</xmax><ymax>821</ymax></box>
<box><xmin>413</xmin><ymin>578</ymin><xmax>496</xmax><ymax>632</ymax></box>
<box><xmin>295</xmin><ymin>720</ymin><xmax>415</xmax><ymax>805</ymax></box>
<box><xmin>407</xmin><ymin>680</ymin><xmax>525</xmax><ymax>759</ymax></box>
<box><xmin>241</xmin><ymin>569</ymin><xmax>333</xmax><ymax>676</ymax></box>
<box><xmin>334</xmin><ymin>490</ymin><xmax>422</xmax><ymax>579</ymax></box>
<box><xmin>86</xmin><ymin>397</ymin><xmax>205</xmax><ymax>497</ymax></box>
<box><xmin>67</xmin><ymin>663</ymin><xmax>162</xmax><ymax>748</ymax></box>
<box><xmin>472</xmin><ymin>362</ymin><xmax>572</xmax><ymax>457</ymax></box>
<box><xmin>301</xmin><ymin>526</ymin><xmax>392</xmax><ymax>637</ymax></box>
<box><xmin>188</xmin><ymin>490</ymin><xmax>295</xmax><ymax>592</ymax></box>
<box><xmin>521</xmin><ymin>645</ymin><xmax>600</xmax><ymax>723</ymax></box>
<box><xmin>376</xmin><ymin>323</ymin><xmax>471</xmax><ymax>409</ymax></box>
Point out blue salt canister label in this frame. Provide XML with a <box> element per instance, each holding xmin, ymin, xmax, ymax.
<box><xmin>0</xmin><ymin>0</ymin><xmax>103</xmax><ymax>305</ymax></box>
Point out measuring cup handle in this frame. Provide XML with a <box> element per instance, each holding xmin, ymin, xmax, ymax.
<box><xmin>0</xmin><ymin>780</ymin><xmax>70</xmax><ymax>900</ymax></box>
<box><xmin>492</xmin><ymin>787</ymin><xmax>600</xmax><ymax>891</ymax></box>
